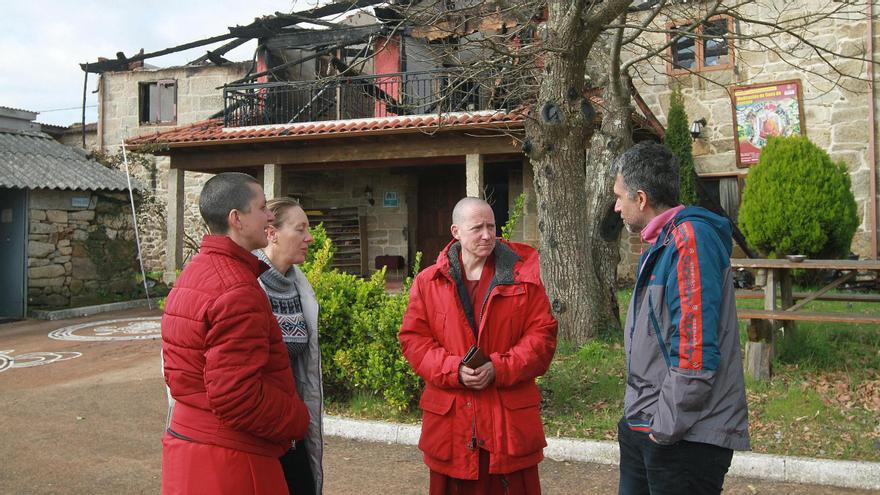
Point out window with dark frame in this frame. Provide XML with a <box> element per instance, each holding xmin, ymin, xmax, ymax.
<box><xmin>138</xmin><ymin>80</ymin><xmax>177</xmax><ymax>125</ymax></box>
<box><xmin>669</xmin><ymin>16</ymin><xmax>733</xmax><ymax>73</ymax></box>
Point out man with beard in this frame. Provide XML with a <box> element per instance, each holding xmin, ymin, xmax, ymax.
<box><xmin>612</xmin><ymin>142</ymin><xmax>750</xmax><ymax>495</ymax></box>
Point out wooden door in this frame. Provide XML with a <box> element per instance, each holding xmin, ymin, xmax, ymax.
<box><xmin>417</xmin><ymin>165</ymin><xmax>465</xmax><ymax>269</ymax></box>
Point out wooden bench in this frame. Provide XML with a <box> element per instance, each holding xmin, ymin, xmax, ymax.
<box><xmin>738</xmin><ymin>309</ymin><xmax>880</xmax><ymax>379</ymax></box>
<box><xmin>736</xmin><ymin>290</ymin><xmax>880</xmax><ymax>304</ymax></box>
<box><xmin>737</xmin><ymin>308</ymin><xmax>880</xmax><ymax>325</ymax></box>
<box><xmin>731</xmin><ymin>258</ymin><xmax>880</xmax><ymax>380</ymax></box>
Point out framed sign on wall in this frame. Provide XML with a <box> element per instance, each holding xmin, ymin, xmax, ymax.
<box><xmin>730</xmin><ymin>79</ymin><xmax>805</xmax><ymax>168</ymax></box>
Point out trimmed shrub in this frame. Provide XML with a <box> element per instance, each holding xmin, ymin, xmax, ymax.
<box><xmin>304</xmin><ymin>229</ymin><xmax>422</xmax><ymax>410</ymax></box>
<box><xmin>302</xmin><ymin>223</ymin><xmax>334</xmax><ymax>270</ymax></box>
<box><xmin>739</xmin><ymin>135</ymin><xmax>858</xmax><ymax>259</ymax></box>
<box><xmin>334</xmin><ymin>253</ymin><xmax>424</xmax><ymax>410</ymax></box>
<box><xmin>665</xmin><ymin>88</ymin><xmax>698</xmax><ymax>205</ymax></box>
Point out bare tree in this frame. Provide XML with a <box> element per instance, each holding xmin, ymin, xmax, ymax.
<box><xmin>165</xmin><ymin>0</ymin><xmax>867</xmax><ymax>342</ymax></box>
<box><xmin>370</xmin><ymin>0</ymin><xmax>873</xmax><ymax>343</ymax></box>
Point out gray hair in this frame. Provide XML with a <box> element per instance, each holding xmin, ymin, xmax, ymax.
<box><xmin>611</xmin><ymin>141</ymin><xmax>680</xmax><ymax>209</ymax></box>
<box><xmin>452</xmin><ymin>197</ymin><xmax>492</xmax><ymax>225</ymax></box>
<box><xmin>199</xmin><ymin>172</ymin><xmax>260</xmax><ymax>234</ymax></box>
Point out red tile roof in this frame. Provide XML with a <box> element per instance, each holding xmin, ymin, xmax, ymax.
<box><xmin>126</xmin><ymin>110</ymin><xmax>527</xmax><ymax>148</ymax></box>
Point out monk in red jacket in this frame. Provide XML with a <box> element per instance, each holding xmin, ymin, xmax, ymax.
<box><xmin>161</xmin><ymin>172</ymin><xmax>310</xmax><ymax>494</ymax></box>
<box><xmin>400</xmin><ymin>197</ymin><xmax>558</xmax><ymax>494</ymax></box>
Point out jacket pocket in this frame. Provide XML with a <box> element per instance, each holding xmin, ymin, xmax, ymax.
<box><xmin>418</xmin><ymin>387</ymin><xmax>456</xmax><ymax>461</ymax></box>
<box><xmin>498</xmin><ymin>383</ymin><xmax>546</xmax><ymax>457</ymax></box>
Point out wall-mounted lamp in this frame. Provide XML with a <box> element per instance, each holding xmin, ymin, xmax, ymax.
<box><xmin>364</xmin><ymin>186</ymin><xmax>375</xmax><ymax>206</ymax></box>
<box><xmin>690</xmin><ymin>118</ymin><xmax>707</xmax><ymax>141</ymax></box>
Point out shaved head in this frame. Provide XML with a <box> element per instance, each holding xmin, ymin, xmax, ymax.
<box><xmin>452</xmin><ymin>197</ymin><xmax>492</xmax><ymax>225</ymax></box>
<box><xmin>451</xmin><ymin>196</ymin><xmax>496</xmax><ymax>263</ymax></box>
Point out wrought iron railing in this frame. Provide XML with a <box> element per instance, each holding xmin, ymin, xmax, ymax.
<box><xmin>222</xmin><ymin>68</ymin><xmax>520</xmax><ymax>128</ymax></box>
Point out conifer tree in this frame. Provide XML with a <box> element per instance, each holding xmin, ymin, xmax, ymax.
<box><xmin>665</xmin><ymin>88</ymin><xmax>698</xmax><ymax>205</ymax></box>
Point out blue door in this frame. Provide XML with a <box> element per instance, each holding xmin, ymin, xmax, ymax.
<box><xmin>0</xmin><ymin>188</ymin><xmax>26</xmax><ymax>319</ymax></box>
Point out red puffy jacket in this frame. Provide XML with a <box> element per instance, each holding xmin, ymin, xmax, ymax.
<box><xmin>162</xmin><ymin>235</ymin><xmax>309</xmax><ymax>457</ymax></box>
<box><xmin>400</xmin><ymin>240</ymin><xmax>558</xmax><ymax>480</ymax></box>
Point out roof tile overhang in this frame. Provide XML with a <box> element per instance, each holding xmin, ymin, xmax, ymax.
<box><xmin>126</xmin><ymin>110</ymin><xmax>528</xmax><ymax>151</ymax></box>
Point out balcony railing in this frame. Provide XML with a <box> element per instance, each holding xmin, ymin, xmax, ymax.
<box><xmin>222</xmin><ymin>68</ymin><xmax>521</xmax><ymax>128</ymax></box>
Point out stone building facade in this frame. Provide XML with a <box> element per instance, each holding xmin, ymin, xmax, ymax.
<box><xmin>95</xmin><ymin>63</ymin><xmax>251</xmax><ymax>272</ymax></box>
<box><xmin>117</xmin><ymin>3</ymin><xmax>878</xmax><ymax>284</ymax></box>
<box><xmin>617</xmin><ymin>2</ymin><xmax>880</xmax><ymax>275</ymax></box>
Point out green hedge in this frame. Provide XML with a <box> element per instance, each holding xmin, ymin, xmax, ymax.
<box><xmin>739</xmin><ymin>135</ymin><xmax>858</xmax><ymax>259</ymax></box>
<box><xmin>305</xmin><ymin>225</ymin><xmax>422</xmax><ymax>410</ymax></box>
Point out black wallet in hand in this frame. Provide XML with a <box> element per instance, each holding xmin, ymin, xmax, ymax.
<box><xmin>461</xmin><ymin>345</ymin><xmax>490</xmax><ymax>369</ymax></box>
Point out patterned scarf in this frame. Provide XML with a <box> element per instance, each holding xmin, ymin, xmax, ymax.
<box><xmin>255</xmin><ymin>250</ymin><xmax>309</xmax><ymax>357</ymax></box>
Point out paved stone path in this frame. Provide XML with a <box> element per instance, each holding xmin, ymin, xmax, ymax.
<box><xmin>0</xmin><ymin>309</ymin><xmax>875</xmax><ymax>494</ymax></box>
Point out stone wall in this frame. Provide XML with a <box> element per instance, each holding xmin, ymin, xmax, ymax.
<box><xmin>27</xmin><ymin>189</ymin><xmax>140</xmax><ymax>309</ymax></box>
<box><xmin>56</xmin><ymin>130</ymin><xmax>98</xmax><ymax>151</ymax></box>
<box><xmin>98</xmin><ymin>64</ymin><xmax>249</xmax><ymax>272</ymax></box>
<box><xmin>99</xmin><ymin>63</ymin><xmax>250</xmax><ymax>149</ymax></box>
<box><xmin>628</xmin><ymin>3</ymin><xmax>879</xmax><ymax>262</ymax></box>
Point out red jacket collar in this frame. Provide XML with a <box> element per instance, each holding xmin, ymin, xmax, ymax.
<box><xmin>429</xmin><ymin>239</ymin><xmax>540</xmax><ymax>285</ymax></box>
<box><xmin>199</xmin><ymin>235</ymin><xmax>269</xmax><ymax>276</ymax></box>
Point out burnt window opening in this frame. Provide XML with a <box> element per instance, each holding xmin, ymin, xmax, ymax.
<box><xmin>669</xmin><ymin>16</ymin><xmax>733</xmax><ymax>73</ymax></box>
<box><xmin>138</xmin><ymin>80</ymin><xmax>177</xmax><ymax>125</ymax></box>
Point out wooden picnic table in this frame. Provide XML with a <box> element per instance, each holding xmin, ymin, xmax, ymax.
<box><xmin>730</xmin><ymin>258</ymin><xmax>880</xmax><ymax>380</ymax></box>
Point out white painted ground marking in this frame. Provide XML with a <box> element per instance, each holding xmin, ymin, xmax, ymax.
<box><xmin>0</xmin><ymin>349</ymin><xmax>82</xmax><ymax>373</ymax></box>
<box><xmin>0</xmin><ymin>350</ymin><xmax>12</xmax><ymax>373</ymax></box>
<box><xmin>48</xmin><ymin>317</ymin><xmax>162</xmax><ymax>342</ymax></box>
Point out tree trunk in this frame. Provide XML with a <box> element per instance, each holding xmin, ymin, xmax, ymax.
<box><xmin>583</xmin><ymin>83</ymin><xmax>634</xmax><ymax>337</ymax></box>
<box><xmin>524</xmin><ymin>1</ymin><xmax>627</xmax><ymax>343</ymax></box>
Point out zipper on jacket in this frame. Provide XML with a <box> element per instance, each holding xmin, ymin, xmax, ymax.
<box><xmin>468</xmin><ymin>415</ymin><xmax>477</xmax><ymax>450</ymax></box>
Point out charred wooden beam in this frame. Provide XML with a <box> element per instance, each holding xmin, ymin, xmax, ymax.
<box><xmin>274</xmin><ymin>12</ymin><xmax>342</xmax><ymax>29</ymax></box>
<box><xmin>228</xmin><ymin>0</ymin><xmax>387</xmax><ymax>38</ymax></box>
<box><xmin>300</xmin><ymin>0</ymin><xmax>389</xmax><ymax>21</ymax></box>
<box><xmin>189</xmin><ymin>37</ymin><xmax>251</xmax><ymax>65</ymax></box>
<box><xmin>81</xmin><ymin>32</ymin><xmax>238</xmax><ymax>73</ymax></box>
<box><xmin>206</xmin><ymin>52</ymin><xmax>232</xmax><ymax>66</ymax></box>
<box><xmin>264</xmin><ymin>24</ymin><xmax>385</xmax><ymax>51</ymax></box>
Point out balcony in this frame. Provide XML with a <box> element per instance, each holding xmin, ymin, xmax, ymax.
<box><xmin>222</xmin><ymin>68</ymin><xmax>521</xmax><ymax>128</ymax></box>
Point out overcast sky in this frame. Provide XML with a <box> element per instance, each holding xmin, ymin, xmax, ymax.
<box><xmin>0</xmin><ymin>1</ymin><xmax>329</xmax><ymax>126</ymax></box>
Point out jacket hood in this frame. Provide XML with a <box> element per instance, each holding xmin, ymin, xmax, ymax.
<box><xmin>671</xmin><ymin>206</ymin><xmax>733</xmax><ymax>257</ymax></box>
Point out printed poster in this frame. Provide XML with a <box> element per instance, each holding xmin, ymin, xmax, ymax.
<box><xmin>731</xmin><ymin>80</ymin><xmax>805</xmax><ymax>167</ymax></box>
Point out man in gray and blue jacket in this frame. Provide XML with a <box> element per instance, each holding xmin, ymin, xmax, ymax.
<box><xmin>612</xmin><ymin>142</ymin><xmax>749</xmax><ymax>495</ymax></box>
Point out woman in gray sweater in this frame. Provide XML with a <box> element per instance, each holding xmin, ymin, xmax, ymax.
<box><xmin>256</xmin><ymin>198</ymin><xmax>323</xmax><ymax>495</ymax></box>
